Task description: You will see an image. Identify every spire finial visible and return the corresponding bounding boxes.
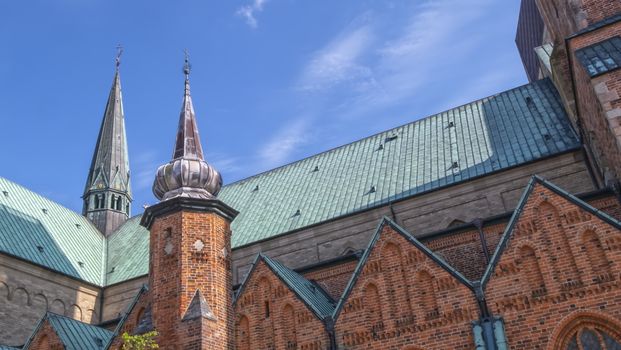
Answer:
[183,49,191,79]
[115,44,123,70]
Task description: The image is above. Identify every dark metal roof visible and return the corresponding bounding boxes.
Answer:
[23,313,113,350]
[575,36,621,77]
[235,254,336,321]
[46,313,113,350]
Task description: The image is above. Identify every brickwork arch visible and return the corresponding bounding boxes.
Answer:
[414,270,438,320]
[236,314,251,350]
[581,230,611,276]
[363,282,383,326]
[380,241,413,318]
[547,310,621,350]
[12,287,29,305]
[50,299,66,315]
[536,200,581,288]
[69,304,82,321]
[0,281,9,299]
[281,303,297,349]
[516,244,547,297]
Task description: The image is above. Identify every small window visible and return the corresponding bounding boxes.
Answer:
[264,301,270,318]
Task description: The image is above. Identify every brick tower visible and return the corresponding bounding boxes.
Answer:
[140,54,237,349]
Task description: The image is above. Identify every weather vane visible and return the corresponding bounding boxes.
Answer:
[115,44,123,69]
[183,48,191,78]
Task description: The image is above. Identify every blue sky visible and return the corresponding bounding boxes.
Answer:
[0,0,527,214]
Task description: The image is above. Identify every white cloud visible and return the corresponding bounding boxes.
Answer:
[296,0,494,119]
[236,0,268,29]
[298,23,375,92]
[258,118,311,168]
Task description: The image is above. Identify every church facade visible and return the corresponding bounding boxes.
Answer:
[2,0,621,349]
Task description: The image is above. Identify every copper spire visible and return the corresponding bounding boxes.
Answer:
[152,51,222,201]
[83,47,132,235]
[172,49,204,160]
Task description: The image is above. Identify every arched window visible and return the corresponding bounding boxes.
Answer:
[126,203,130,214]
[563,326,621,349]
[94,195,100,209]
[116,196,122,211]
[551,313,621,350]
[100,194,106,209]
[110,195,116,209]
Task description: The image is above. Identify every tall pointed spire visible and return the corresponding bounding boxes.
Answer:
[152,50,222,201]
[82,46,132,236]
[173,50,204,160]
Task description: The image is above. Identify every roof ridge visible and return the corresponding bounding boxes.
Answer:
[222,79,555,188]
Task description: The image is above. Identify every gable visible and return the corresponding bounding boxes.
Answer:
[482,176,621,289]
[234,258,330,350]
[333,218,479,348]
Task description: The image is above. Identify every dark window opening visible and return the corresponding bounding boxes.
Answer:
[264,301,270,318]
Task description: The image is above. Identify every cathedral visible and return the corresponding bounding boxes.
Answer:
[2,0,621,349]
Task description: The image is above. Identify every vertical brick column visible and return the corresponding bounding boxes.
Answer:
[141,197,238,350]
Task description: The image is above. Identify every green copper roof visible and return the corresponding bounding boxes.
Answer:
[219,78,580,247]
[46,313,113,350]
[99,78,581,286]
[0,177,105,285]
[0,79,581,287]
[105,215,149,285]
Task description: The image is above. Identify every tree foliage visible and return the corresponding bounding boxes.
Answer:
[121,331,159,350]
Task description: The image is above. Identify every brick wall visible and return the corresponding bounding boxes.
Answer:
[568,22,621,182]
[27,321,64,350]
[485,182,621,349]
[333,225,479,349]
[301,260,358,301]
[148,206,234,350]
[234,260,329,350]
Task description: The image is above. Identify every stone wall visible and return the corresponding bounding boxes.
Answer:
[0,254,100,347]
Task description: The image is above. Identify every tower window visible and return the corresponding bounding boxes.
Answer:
[94,195,99,209]
[110,195,116,209]
[126,203,130,214]
[116,196,122,211]
[264,301,270,318]
[100,194,106,209]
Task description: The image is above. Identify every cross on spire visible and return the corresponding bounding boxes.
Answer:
[115,44,123,70]
[183,48,191,79]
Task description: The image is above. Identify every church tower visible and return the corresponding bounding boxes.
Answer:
[140,54,237,349]
[82,49,132,236]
